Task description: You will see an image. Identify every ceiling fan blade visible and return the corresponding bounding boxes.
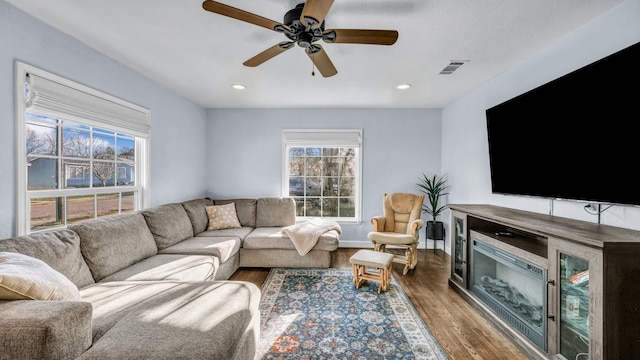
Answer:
[323,29,398,45]
[202,1,283,31]
[243,42,295,67]
[301,0,335,28]
[306,45,337,78]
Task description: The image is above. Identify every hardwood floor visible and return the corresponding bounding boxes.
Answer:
[230,248,530,360]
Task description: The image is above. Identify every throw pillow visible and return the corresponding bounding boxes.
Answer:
[205,203,242,230]
[0,252,81,301]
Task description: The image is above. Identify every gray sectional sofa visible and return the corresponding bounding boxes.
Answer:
[0,197,340,360]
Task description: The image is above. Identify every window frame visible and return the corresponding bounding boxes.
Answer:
[282,129,363,224]
[15,62,150,235]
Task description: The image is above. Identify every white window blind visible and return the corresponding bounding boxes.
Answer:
[26,73,150,137]
[282,130,361,146]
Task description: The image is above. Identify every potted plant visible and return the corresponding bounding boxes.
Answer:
[417,173,450,241]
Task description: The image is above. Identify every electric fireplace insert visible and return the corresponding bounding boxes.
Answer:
[470,232,548,351]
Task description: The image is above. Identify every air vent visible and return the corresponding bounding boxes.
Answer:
[439,60,469,75]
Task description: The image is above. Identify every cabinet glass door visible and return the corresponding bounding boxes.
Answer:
[453,216,465,279]
[559,253,589,359]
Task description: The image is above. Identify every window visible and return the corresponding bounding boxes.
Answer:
[16,62,150,234]
[282,129,362,222]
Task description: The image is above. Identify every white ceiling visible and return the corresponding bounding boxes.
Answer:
[7,0,622,109]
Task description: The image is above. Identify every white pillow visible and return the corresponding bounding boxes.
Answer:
[205,203,242,230]
[0,252,80,301]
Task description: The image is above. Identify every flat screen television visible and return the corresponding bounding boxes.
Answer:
[485,41,640,206]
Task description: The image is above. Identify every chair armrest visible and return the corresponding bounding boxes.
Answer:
[410,219,425,236]
[370,216,386,232]
[0,300,93,360]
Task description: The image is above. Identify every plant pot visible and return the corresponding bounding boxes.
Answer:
[426,221,445,240]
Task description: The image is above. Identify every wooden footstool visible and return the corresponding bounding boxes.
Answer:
[349,249,395,293]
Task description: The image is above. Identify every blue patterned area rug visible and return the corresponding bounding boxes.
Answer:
[256,268,448,360]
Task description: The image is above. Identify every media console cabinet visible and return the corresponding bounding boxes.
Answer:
[448,204,640,360]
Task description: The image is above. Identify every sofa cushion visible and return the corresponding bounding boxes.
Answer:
[243,227,339,251]
[0,252,80,301]
[205,203,242,230]
[255,197,296,227]
[70,213,158,282]
[196,226,253,240]
[97,254,217,283]
[181,198,214,235]
[78,280,260,359]
[0,229,94,288]
[0,300,93,360]
[159,237,241,263]
[142,203,194,250]
[214,198,257,227]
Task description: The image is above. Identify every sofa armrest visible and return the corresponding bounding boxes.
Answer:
[0,300,92,360]
[370,216,386,232]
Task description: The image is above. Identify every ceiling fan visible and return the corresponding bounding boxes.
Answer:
[202,0,399,77]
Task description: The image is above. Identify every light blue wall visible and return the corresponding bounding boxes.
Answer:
[206,108,443,246]
[0,1,210,238]
[4,0,638,249]
[442,0,640,252]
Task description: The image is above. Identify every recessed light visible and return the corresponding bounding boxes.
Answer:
[396,84,411,90]
[231,84,246,90]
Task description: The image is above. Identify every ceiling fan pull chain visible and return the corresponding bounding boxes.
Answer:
[311,53,316,76]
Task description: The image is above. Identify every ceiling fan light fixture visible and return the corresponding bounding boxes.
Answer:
[202,1,398,77]
[396,84,411,90]
[231,84,246,90]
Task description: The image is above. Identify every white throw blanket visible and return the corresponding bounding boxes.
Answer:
[281,219,342,256]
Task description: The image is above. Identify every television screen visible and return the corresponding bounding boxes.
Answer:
[485,41,640,206]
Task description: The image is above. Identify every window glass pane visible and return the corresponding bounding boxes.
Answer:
[324,157,340,176]
[323,177,338,196]
[26,112,58,125]
[93,161,115,187]
[305,147,321,157]
[339,177,355,196]
[289,147,305,157]
[306,177,321,196]
[93,131,116,160]
[289,177,304,196]
[30,197,64,231]
[116,134,135,162]
[322,198,338,217]
[293,197,304,216]
[63,160,90,188]
[323,148,339,156]
[62,126,91,158]
[341,147,356,157]
[27,157,57,190]
[121,192,136,213]
[26,123,57,156]
[66,195,95,224]
[339,198,356,217]
[305,198,321,216]
[116,164,135,186]
[288,156,304,176]
[97,193,120,218]
[305,157,322,176]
